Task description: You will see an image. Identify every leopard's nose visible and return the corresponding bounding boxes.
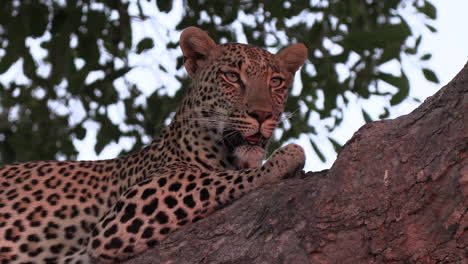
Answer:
[247,110,273,123]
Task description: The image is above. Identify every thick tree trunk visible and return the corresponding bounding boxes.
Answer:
[123,63,468,264]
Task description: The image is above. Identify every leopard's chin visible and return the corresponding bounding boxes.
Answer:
[221,130,269,169]
[233,145,265,169]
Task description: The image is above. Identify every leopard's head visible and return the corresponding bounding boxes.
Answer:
[180,27,307,169]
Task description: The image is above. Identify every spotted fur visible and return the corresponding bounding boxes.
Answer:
[0,27,307,264]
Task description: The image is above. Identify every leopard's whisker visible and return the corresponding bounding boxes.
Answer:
[280,107,300,122]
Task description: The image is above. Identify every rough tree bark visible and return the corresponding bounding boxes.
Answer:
[123,62,468,264]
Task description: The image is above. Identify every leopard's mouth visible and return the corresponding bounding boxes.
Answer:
[221,130,269,169]
[221,130,268,150]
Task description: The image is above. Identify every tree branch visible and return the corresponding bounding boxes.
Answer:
[122,62,468,263]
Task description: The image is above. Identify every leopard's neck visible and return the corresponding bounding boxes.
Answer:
[160,114,236,170]
[113,111,236,194]
[158,86,236,171]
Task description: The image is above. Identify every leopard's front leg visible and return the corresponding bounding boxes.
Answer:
[87,144,305,263]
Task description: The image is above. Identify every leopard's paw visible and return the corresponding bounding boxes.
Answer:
[262,143,305,181]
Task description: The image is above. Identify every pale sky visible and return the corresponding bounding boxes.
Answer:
[303,1,468,170]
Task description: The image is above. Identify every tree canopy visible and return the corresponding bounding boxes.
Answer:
[0,0,438,165]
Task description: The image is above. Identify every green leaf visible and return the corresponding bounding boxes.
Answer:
[74,126,86,140]
[415,35,422,51]
[159,65,167,73]
[95,118,121,154]
[0,47,19,74]
[94,131,107,155]
[328,137,342,153]
[343,23,411,51]
[420,53,432,60]
[22,50,37,79]
[157,0,173,13]
[136,38,154,54]
[310,138,326,162]
[405,35,421,55]
[361,109,373,124]
[86,10,107,35]
[418,1,437,19]
[380,43,401,63]
[50,9,68,34]
[422,68,439,83]
[425,24,437,33]
[379,107,390,119]
[27,2,49,37]
[378,70,410,106]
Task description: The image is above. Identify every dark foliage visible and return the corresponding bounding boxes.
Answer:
[0,0,438,164]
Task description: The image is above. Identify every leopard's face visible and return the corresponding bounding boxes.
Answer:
[181,28,307,169]
[203,44,291,168]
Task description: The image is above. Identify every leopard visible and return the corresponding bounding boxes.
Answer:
[0,27,307,264]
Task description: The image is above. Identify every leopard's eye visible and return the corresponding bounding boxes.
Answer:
[270,77,283,88]
[224,72,240,83]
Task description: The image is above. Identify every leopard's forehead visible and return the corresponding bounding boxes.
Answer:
[218,43,280,76]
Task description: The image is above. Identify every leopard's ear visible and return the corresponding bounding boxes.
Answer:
[275,43,308,74]
[180,27,218,77]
